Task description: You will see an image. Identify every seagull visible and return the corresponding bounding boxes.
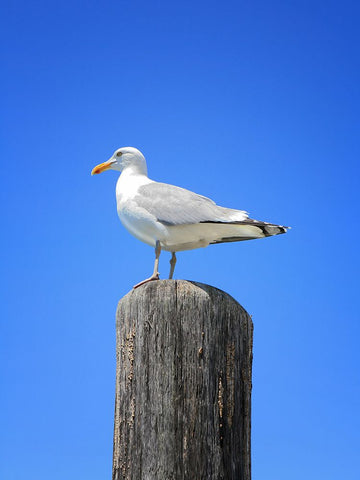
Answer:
[92,147,289,288]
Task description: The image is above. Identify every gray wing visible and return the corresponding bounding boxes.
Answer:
[135,182,248,226]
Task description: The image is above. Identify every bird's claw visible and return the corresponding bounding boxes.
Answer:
[133,273,160,289]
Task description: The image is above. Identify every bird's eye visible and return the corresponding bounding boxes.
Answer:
[116,152,122,157]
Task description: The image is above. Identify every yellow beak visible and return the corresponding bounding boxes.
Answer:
[91,160,113,175]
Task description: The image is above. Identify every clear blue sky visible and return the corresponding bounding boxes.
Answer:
[1,1,359,478]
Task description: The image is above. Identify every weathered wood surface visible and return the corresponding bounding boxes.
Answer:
[113,280,253,480]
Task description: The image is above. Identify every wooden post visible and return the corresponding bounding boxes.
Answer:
[113,280,253,480]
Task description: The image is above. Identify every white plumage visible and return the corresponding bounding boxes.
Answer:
[92,147,288,287]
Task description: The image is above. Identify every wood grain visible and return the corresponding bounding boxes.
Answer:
[113,280,253,480]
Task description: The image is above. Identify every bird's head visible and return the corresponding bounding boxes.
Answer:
[91,147,147,175]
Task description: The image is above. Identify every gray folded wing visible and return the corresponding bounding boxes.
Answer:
[136,182,249,226]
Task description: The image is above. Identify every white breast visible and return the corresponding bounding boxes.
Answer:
[115,170,167,247]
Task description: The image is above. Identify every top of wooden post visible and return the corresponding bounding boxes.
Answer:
[119,279,247,312]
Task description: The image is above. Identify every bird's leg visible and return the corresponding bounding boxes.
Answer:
[133,241,161,289]
[152,240,161,278]
[169,252,177,279]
